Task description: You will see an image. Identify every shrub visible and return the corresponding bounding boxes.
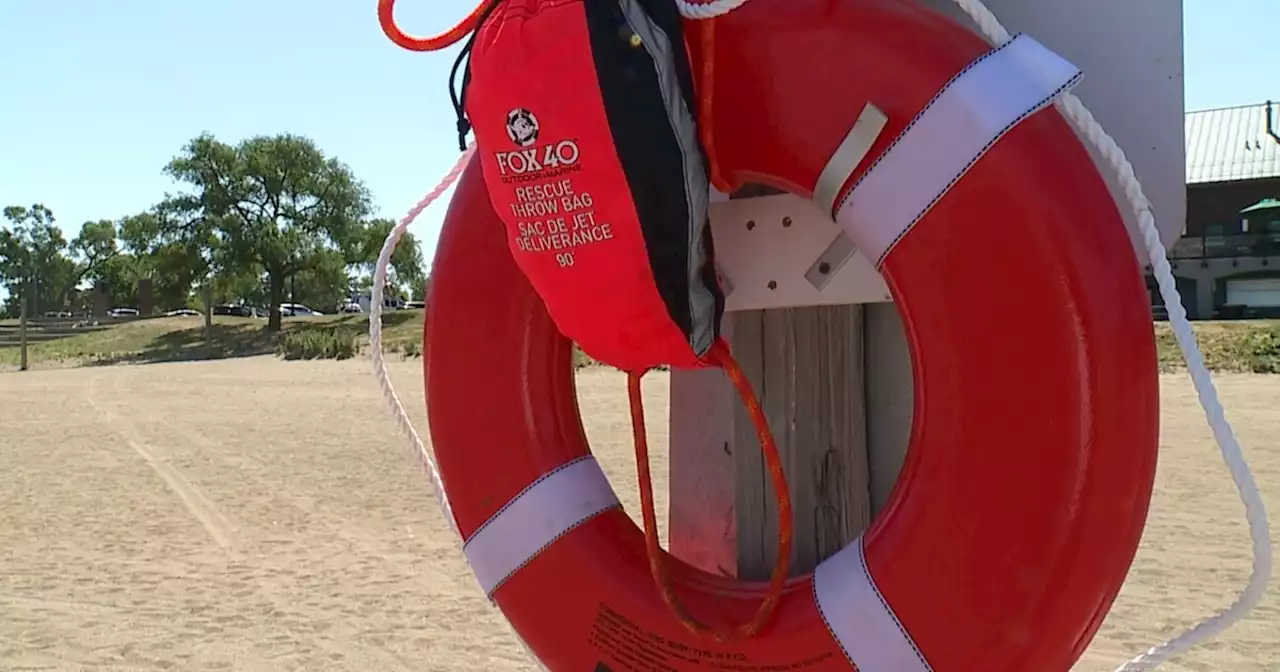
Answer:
[1155,322,1280,373]
[275,329,358,361]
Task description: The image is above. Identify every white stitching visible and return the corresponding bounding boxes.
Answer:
[831,34,1026,216]
[483,505,618,597]
[874,69,1081,267]
[811,577,859,669]
[858,539,934,670]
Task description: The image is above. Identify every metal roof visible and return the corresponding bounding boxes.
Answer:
[1186,102,1280,184]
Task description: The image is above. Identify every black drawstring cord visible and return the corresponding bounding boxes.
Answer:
[449,0,503,152]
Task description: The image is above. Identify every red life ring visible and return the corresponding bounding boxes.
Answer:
[424,1,1159,670]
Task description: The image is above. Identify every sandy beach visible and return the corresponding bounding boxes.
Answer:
[1,358,1277,671]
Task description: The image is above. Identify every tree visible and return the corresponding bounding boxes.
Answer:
[291,250,350,312]
[1,205,76,316]
[164,133,371,330]
[353,218,427,301]
[409,274,431,305]
[118,206,217,312]
[71,220,121,280]
[65,219,122,309]
[89,253,142,309]
[1,206,128,316]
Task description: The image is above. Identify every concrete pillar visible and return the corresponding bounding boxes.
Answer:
[1195,276,1215,320]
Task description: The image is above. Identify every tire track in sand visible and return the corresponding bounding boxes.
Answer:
[84,372,237,549]
[104,368,414,670]
[107,371,434,564]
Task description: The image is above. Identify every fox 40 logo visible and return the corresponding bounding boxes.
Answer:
[494,108,581,178]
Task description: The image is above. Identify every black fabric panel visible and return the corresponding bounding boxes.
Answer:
[582,0,707,342]
[632,0,703,131]
[636,0,726,341]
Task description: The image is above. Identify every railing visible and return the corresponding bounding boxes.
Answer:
[1169,232,1280,260]
[0,318,113,346]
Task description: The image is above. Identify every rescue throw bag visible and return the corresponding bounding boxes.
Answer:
[459,0,722,373]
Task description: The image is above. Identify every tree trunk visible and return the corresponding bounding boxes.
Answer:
[267,274,284,332]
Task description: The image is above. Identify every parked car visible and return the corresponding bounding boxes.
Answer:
[166,308,202,317]
[338,301,363,314]
[404,301,426,310]
[278,303,324,317]
[107,307,140,318]
[353,295,404,313]
[213,304,254,317]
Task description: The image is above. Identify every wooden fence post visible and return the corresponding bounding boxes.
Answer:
[19,294,29,372]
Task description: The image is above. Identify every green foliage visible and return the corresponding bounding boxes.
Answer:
[1154,321,1280,373]
[1,205,121,316]
[288,250,350,313]
[275,328,358,361]
[409,274,431,304]
[91,254,143,309]
[163,133,372,331]
[352,218,428,302]
[8,131,429,324]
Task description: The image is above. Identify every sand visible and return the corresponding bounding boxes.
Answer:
[0,358,1277,671]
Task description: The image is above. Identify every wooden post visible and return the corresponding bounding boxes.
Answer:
[18,294,29,372]
[863,302,914,517]
[731,306,871,577]
[203,284,215,356]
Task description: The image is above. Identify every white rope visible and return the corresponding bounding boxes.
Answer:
[945,1,1272,669]
[368,144,550,671]
[675,0,750,19]
[370,143,474,540]
[374,2,1269,669]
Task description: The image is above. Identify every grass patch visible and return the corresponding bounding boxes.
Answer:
[275,329,359,360]
[1155,320,1280,373]
[0,312,425,368]
[2,312,1277,372]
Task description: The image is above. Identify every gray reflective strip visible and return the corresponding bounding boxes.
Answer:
[619,0,716,357]
[814,104,890,218]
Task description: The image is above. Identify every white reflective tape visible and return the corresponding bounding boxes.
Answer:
[463,456,620,596]
[834,34,1082,267]
[814,103,890,217]
[814,537,932,671]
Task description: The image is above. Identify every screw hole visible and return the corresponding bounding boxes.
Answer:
[818,261,831,275]
[767,280,777,290]
[782,216,792,228]
[746,220,756,230]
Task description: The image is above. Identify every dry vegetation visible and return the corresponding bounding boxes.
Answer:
[2,314,1279,373]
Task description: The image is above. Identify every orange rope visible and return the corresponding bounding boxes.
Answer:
[627,339,792,642]
[378,0,488,52]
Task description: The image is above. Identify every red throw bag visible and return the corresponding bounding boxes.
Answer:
[439,0,794,642]
[456,0,722,372]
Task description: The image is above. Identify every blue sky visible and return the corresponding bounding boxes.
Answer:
[0,0,1274,278]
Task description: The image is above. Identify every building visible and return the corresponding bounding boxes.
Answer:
[1163,101,1280,319]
